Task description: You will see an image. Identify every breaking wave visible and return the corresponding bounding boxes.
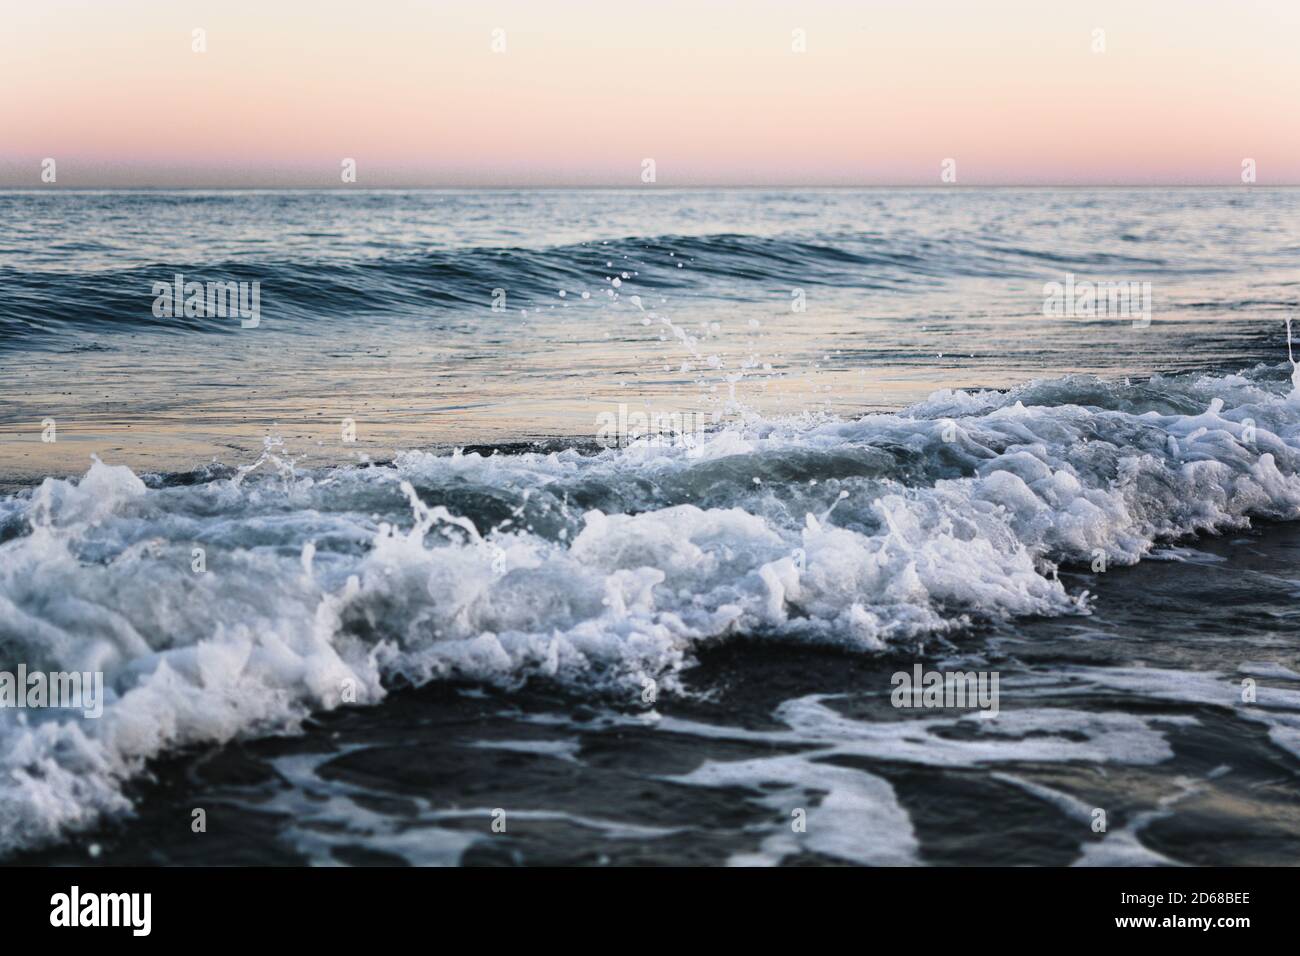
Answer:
[3,361,1300,853]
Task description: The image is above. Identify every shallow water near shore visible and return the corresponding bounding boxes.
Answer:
[13,518,1300,867]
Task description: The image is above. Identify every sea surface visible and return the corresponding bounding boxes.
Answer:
[1,188,1299,865]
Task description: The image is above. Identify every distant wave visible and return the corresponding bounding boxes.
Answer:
[2,359,1300,853]
[0,230,1177,345]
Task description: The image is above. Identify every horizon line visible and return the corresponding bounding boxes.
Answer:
[3,184,1297,192]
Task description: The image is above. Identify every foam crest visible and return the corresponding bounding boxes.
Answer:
[3,363,1300,852]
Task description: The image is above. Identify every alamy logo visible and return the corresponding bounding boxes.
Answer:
[152,273,261,328]
[1042,272,1151,327]
[50,886,151,936]
[595,403,708,448]
[0,665,103,718]
[890,664,1000,718]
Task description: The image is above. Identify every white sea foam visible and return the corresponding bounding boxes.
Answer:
[3,364,1300,852]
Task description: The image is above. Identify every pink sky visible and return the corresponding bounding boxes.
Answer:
[2,0,1298,186]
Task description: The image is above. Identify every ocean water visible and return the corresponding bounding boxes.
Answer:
[1,188,1299,865]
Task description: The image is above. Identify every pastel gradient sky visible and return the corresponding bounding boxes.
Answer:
[3,0,1298,186]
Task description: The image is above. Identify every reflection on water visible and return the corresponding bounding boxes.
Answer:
[1,188,1297,478]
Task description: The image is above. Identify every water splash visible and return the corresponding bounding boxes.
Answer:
[1287,317,1300,395]
[5,363,1300,855]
